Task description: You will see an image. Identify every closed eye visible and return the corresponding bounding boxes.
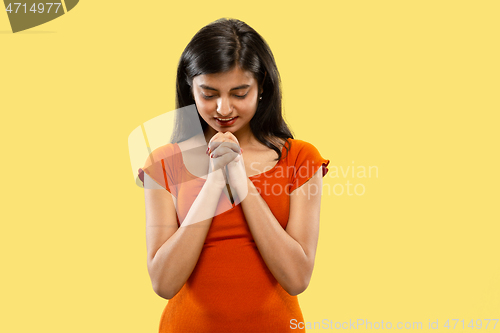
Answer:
[201,93,248,100]
[234,92,248,99]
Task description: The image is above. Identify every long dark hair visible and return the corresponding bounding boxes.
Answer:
[171,18,294,161]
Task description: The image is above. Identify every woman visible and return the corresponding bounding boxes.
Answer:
[138,18,330,333]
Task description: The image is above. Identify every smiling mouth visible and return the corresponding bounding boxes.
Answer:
[215,117,237,121]
[214,116,238,126]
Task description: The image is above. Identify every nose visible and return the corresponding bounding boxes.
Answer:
[216,97,233,116]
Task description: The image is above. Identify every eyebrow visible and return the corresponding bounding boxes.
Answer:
[199,84,250,91]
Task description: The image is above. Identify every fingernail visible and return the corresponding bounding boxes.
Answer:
[210,153,214,158]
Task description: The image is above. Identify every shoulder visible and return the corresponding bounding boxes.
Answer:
[139,143,179,179]
[286,138,330,176]
[148,142,178,160]
[144,143,185,170]
[286,138,322,157]
[138,143,180,190]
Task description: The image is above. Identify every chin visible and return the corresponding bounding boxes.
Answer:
[219,128,237,133]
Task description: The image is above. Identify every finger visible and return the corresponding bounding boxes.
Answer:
[210,135,238,146]
[210,145,239,158]
[208,139,224,153]
[209,140,239,154]
[210,142,240,157]
[222,131,240,145]
[219,141,240,153]
[213,151,238,167]
[231,154,242,163]
[209,152,237,174]
[207,134,221,151]
[209,132,224,145]
[210,131,239,144]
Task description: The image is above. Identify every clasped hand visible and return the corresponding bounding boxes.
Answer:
[207,132,248,198]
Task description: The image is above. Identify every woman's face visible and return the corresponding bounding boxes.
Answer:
[192,66,260,136]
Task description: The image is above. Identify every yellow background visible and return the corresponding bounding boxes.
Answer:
[1,1,499,332]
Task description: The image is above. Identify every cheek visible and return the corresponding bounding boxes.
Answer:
[239,99,258,113]
[194,97,214,115]
[236,94,259,111]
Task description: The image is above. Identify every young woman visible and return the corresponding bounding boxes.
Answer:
[138,18,330,333]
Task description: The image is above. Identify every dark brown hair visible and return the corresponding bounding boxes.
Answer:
[171,18,294,161]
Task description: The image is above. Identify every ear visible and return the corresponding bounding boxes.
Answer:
[186,75,194,96]
[260,71,267,93]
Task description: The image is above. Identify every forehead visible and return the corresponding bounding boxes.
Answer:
[193,66,256,89]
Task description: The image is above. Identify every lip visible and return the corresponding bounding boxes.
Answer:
[214,116,238,126]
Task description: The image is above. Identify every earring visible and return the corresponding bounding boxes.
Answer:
[259,96,262,100]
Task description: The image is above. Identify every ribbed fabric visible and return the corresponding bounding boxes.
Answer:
[139,138,330,333]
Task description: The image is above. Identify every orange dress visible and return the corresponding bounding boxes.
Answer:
[138,138,330,333]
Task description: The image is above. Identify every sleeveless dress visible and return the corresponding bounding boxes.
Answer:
[138,138,330,333]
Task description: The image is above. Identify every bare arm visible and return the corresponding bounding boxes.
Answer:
[239,168,323,296]
[144,170,225,299]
